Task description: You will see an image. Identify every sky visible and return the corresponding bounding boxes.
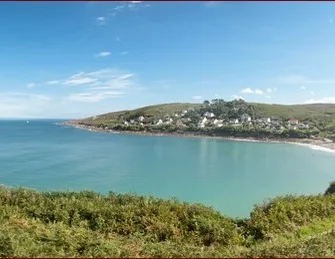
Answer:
[1,1,335,118]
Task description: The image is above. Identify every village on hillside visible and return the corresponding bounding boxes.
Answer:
[120,100,312,134]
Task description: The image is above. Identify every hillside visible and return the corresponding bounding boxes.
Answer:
[1,184,335,257]
[250,103,335,121]
[70,101,335,141]
[77,102,335,124]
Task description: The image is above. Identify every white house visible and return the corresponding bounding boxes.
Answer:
[124,121,129,126]
[204,112,215,118]
[138,116,145,122]
[181,110,188,116]
[213,119,224,126]
[241,114,251,123]
[156,119,163,125]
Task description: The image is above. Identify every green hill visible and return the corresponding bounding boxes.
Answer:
[69,101,335,141]
[76,102,335,124]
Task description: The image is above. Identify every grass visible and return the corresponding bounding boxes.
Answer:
[1,185,335,257]
[76,102,335,128]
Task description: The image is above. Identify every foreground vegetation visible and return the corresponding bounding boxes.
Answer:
[1,183,335,257]
[73,101,335,141]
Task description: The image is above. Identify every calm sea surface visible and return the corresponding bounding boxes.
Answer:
[1,119,335,218]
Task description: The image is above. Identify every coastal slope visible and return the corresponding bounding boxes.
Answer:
[65,101,335,150]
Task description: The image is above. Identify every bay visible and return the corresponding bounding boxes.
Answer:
[1,119,334,218]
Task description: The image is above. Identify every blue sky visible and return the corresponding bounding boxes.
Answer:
[1,2,335,118]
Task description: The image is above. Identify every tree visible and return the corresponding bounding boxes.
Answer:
[325,181,335,195]
[203,100,210,105]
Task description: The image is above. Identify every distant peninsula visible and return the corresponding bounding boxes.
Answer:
[64,99,335,151]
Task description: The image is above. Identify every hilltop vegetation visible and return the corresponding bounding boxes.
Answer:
[73,100,335,141]
[1,184,335,257]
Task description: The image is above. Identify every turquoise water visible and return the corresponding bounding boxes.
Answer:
[1,120,335,218]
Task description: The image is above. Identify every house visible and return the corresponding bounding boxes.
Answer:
[241,114,251,123]
[198,117,208,128]
[124,121,129,126]
[229,118,239,124]
[204,112,215,118]
[140,122,144,126]
[130,120,135,124]
[138,116,145,122]
[181,110,188,116]
[165,118,173,124]
[287,119,299,125]
[267,118,271,123]
[298,123,309,129]
[156,119,163,125]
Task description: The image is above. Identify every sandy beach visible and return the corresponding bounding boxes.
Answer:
[61,121,335,154]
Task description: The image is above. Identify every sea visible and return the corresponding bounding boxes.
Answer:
[1,119,335,218]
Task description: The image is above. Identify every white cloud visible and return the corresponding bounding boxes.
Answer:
[95,51,111,58]
[128,1,142,3]
[329,18,333,24]
[304,97,335,104]
[27,83,35,88]
[68,91,124,103]
[231,95,245,101]
[266,88,272,93]
[120,51,128,55]
[58,68,139,103]
[46,80,60,85]
[192,95,203,100]
[301,86,306,90]
[310,91,315,95]
[63,77,98,86]
[241,88,264,95]
[266,95,271,99]
[0,92,51,118]
[96,16,106,25]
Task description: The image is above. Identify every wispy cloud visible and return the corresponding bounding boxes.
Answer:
[94,51,111,58]
[96,16,106,26]
[329,18,333,24]
[241,88,264,95]
[0,92,51,118]
[192,95,203,100]
[301,86,306,90]
[120,51,128,55]
[304,97,335,104]
[51,68,140,103]
[67,91,124,103]
[310,91,315,95]
[63,76,98,86]
[46,80,60,85]
[266,87,277,93]
[108,1,150,18]
[27,83,35,88]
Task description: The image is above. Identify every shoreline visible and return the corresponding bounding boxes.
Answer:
[61,121,335,154]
